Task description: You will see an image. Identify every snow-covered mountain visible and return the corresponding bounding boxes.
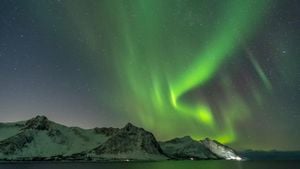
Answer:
[0,116,241,161]
[160,136,242,160]
[86,123,167,160]
[159,136,218,160]
[201,138,242,160]
[0,116,108,160]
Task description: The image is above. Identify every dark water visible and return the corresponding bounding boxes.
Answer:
[0,161,300,169]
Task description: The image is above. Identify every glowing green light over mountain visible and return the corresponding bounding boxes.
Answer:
[66,0,271,143]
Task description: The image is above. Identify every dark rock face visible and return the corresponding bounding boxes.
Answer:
[92,123,165,156]
[93,127,120,137]
[0,131,34,155]
[24,115,50,130]
[201,138,241,160]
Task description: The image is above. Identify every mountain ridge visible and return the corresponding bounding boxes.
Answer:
[0,115,242,161]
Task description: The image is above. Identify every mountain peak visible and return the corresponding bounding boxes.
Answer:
[124,122,134,128]
[90,122,166,160]
[24,115,51,130]
[33,115,48,121]
[204,137,212,141]
[181,136,193,140]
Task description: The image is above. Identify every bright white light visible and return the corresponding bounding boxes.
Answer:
[235,156,242,161]
[226,156,242,161]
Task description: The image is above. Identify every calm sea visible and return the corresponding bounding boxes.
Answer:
[0,161,299,169]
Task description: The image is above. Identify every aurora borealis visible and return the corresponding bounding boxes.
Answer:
[0,0,299,150]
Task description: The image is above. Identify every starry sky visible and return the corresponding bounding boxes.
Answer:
[0,0,299,150]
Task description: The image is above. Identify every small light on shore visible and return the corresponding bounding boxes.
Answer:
[226,156,243,161]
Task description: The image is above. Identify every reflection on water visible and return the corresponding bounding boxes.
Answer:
[0,160,299,169]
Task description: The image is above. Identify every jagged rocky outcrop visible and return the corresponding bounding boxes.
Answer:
[159,136,218,160]
[87,123,167,160]
[0,115,242,161]
[23,115,50,130]
[201,138,242,160]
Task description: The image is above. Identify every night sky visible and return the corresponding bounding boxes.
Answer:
[0,0,299,150]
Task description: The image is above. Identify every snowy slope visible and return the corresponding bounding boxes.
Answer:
[0,121,25,141]
[160,136,242,160]
[201,138,242,160]
[160,136,218,159]
[0,116,108,159]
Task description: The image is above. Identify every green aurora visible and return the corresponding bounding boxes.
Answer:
[63,0,272,143]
